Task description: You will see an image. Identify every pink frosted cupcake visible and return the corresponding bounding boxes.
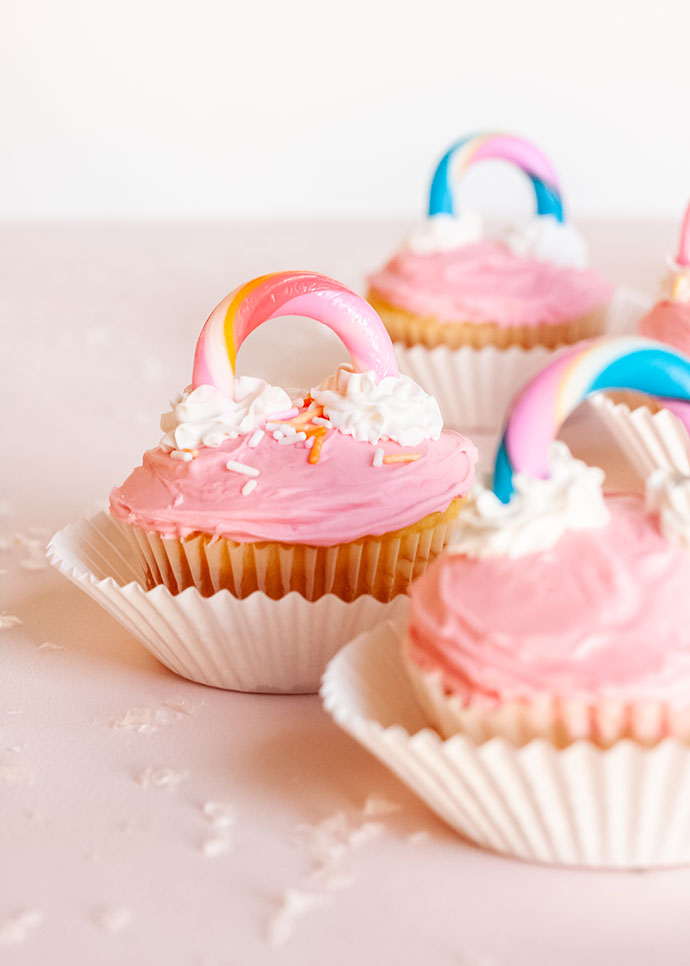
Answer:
[110,272,477,604]
[404,336,690,747]
[639,200,690,353]
[367,132,613,429]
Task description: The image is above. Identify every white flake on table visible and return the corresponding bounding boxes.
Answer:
[135,766,189,788]
[0,909,43,946]
[106,701,194,734]
[92,906,132,933]
[38,641,64,650]
[0,614,22,629]
[362,794,402,817]
[407,830,431,845]
[200,800,235,856]
[201,836,231,858]
[203,801,235,828]
[20,558,47,571]
[267,890,329,946]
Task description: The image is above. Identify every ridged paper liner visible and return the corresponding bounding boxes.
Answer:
[47,513,407,694]
[403,647,690,748]
[393,288,651,432]
[321,621,690,868]
[115,501,464,603]
[591,394,690,481]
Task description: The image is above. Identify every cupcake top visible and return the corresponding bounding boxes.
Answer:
[368,132,613,326]
[639,201,690,354]
[408,336,690,706]
[110,272,477,545]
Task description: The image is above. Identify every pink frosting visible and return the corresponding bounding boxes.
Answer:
[368,241,613,327]
[408,493,690,706]
[110,428,476,546]
[639,300,690,356]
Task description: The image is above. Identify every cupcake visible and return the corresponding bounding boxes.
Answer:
[639,200,690,353]
[593,205,690,479]
[404,336,690,747]
[367,132,614,430]
[110,271,477,604]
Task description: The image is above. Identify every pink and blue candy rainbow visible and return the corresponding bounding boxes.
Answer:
[493,338,690,503]
[429,132,564,223]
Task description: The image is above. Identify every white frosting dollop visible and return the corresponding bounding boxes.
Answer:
[646,469,690,548]
[448,442,609,559]
[404,212,485,255]
[403,212,588,268]
[311,364,443,447]
[503,215,588,269]
[159,377,294,450]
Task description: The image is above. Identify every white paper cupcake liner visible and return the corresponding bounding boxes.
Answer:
[47,513,407,694]
[591,393,690,481]
[394,288,651,433]
[321,621,690,869]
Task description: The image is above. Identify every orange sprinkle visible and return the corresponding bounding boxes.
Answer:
[383,453,421,464]
[307,427,327,465]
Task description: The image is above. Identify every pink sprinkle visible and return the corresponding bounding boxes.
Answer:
[267,408,299,422]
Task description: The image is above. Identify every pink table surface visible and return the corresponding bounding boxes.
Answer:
[1,220,687,966]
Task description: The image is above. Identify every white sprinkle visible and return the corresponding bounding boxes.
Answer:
[311,416,331,427]
[135,766,188,788]
[170,449,193,462]
[0,614,21,630]
[272,430,285,440]
[0,909,43,946]
[248,429,265,448]
[92,906,132,933]
[173,493,184,507]
[305,436,315,450]
[372,448,384,468]
[225,460,259,477]
[278,432,307,445]
[265,422,282,431]
[38,641,63,651]
[241,479,258,497]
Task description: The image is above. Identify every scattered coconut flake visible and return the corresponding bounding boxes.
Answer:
[201,836,231,858]
[0,614,21,629]
[362,795,402,817]
[38,641,63,651]
[106,704,188,734]
[20,558,47,572]
[202,801,235,828]
[407,830,431,845]
[92,906,132,933]
[135,766,189,788]
[268,890,329,946]
[347,821,384,849]
[0,910,43,946]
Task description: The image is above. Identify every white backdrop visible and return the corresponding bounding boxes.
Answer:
[2,0,689,222]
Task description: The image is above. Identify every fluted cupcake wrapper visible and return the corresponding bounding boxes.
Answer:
[321,621,690,869]
[47,513,407,693]
[591,393,690,481]
[393,288,650,433]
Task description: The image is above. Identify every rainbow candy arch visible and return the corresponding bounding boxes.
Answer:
[428,132,564,223]
[191,271,400,396]
[493,336,690,504]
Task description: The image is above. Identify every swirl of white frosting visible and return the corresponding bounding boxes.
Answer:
[159,377,294,450]
[311,364,443,446]
[404,212,588,269]
[448,442,609,559]
[503,215,588,268]
[646,469,690,548]
[404,212,485,255]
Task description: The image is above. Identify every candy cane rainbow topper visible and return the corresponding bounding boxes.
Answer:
[493,336,690,503]
[192,271,399,397]
[428,132,564,222]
